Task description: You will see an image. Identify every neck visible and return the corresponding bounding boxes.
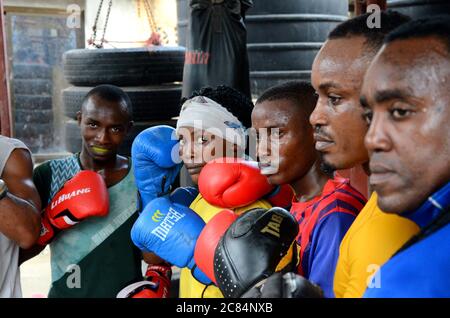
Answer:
[290,160,330,202]
[362,161,370,176]
[79,149,118,172]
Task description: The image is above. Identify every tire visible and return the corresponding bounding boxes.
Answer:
[14,95,52,111]
[63,47,185,86]
[12,63,52,79]
[245,14,347,44]
[15,135,55,154]
[62,84,182,121]
[13,79,52,95]
[15,109,53,124]
[387,0,450,18]
[64,119,177,156]
[245,0,348,97]
[14,123,54,140]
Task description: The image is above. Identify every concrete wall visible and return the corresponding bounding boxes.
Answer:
[85,0,178,48]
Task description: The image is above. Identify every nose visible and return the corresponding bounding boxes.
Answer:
[309,100,328,129]
[256,129,271,160]
[95,128,110,145]
[179,137,194,162]
[364,112,391,154]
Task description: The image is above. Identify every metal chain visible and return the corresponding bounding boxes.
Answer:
[143,0,156,33]
[90,0,104,44]
[99,0,113,48]
[88,0,113,48]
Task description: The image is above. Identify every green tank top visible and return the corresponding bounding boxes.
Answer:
[33,154,142,298]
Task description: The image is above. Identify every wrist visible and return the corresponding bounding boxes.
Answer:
[0,179,8,201]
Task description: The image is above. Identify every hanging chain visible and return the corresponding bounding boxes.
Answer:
[99,0,113,47]
[142,0,157,33]
[88,0,113,48]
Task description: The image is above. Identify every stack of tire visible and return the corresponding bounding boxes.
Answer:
[387,0,450,18]
[62,46,185,156]
[12,63,54,153]
[244,0,348,97]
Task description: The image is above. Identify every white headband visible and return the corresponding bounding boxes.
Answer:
[176,96,247,149]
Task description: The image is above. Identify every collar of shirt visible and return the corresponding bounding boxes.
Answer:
[402,181,450,229]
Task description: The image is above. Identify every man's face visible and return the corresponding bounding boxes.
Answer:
[252,98,317,185]
[178,127,237,184]
[362,37,450,214]
[77,95,132,161]
[310,36,371,171]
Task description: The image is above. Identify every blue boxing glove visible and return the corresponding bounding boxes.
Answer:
[131,196,211,284]
[170,187,199,207]
[132,125,183,209]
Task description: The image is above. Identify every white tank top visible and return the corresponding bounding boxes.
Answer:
[0,135,29,298]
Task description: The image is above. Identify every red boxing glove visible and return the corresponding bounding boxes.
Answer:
[194,209,238,284]
[116,263,172,298]
[265,184,295,209]
[198,158,273,208]
[37,170,109,245]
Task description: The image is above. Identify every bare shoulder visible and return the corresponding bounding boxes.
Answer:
[3,148,33,180]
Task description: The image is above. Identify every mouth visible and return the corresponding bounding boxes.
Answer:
[91,146,111,155]
[258,161,279,176]
[185,164,204,175]
[313,133,334,151]
[369,163,396,187]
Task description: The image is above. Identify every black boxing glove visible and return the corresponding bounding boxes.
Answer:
[214,207,299,298]
[241,272,324,298]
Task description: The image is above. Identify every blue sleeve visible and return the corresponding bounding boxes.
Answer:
[307,213,356,298]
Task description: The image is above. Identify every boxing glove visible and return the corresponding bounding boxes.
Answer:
[38,170,109,245]
[194,209,239,284]
[198,158,273,208]
[241,272,324,298]
[132,125,183,208]
[264,184,295,210]
[130,196,211,284]
[116,263,172,298]
[170,187,199,207]
[214,207,299,298]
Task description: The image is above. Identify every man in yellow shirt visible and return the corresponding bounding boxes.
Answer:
[309,12,419,298]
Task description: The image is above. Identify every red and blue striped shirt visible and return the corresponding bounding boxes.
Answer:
[290,176,367,297]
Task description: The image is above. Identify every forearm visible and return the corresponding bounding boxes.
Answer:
[0,193,41,249]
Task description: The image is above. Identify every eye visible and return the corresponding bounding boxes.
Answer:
[362,109,373,125]
[270,130,282,139]
[390,108,413,120]
[327,94,342,107]
[111,127,122,133]
[87,122,98,128]
[196,136,208,145]
[179,138,185,146]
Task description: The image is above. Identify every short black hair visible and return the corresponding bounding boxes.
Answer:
[384,15,450,53]
[180,86,254,129]
[329,10,411,53]
[256,81,318,118]
[82,84,133,119]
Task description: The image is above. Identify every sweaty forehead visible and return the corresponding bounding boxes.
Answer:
[313,37,374,87]
[252,99,302,128]
[365,37,450,98]
[83,95,129,119]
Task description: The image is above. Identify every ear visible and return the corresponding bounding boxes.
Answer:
[76,111,82,126]
[127,120,134,133]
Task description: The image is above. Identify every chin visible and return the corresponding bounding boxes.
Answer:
[190,174,199,185]
[376,193,415,215]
